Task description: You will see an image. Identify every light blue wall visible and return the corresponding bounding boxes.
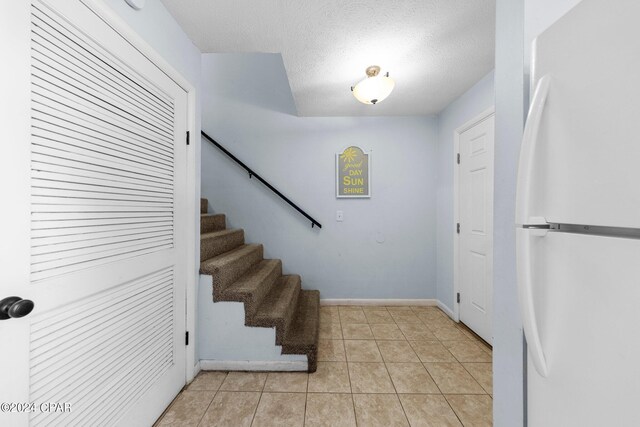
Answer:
[493,0,525,424]
[435,71,495,311]
[201,53,439,300]
[102,0,201,92]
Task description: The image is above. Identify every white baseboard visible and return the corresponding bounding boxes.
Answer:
[437,300,456,320]
[194,362,201,377]
[320,298,438,307]
[199,360,308,372]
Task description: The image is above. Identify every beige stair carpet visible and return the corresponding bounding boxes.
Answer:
[199,198,319,372]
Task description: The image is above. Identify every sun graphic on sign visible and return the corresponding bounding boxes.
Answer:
[340,147,358,163]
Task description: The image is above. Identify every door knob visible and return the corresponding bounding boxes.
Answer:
[0,296,35,320]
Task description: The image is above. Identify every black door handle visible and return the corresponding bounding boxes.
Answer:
[0,296,35,320]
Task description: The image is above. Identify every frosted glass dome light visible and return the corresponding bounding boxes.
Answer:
[351,66,395,105]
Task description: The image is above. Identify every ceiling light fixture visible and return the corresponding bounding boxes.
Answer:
[351,65,395,105]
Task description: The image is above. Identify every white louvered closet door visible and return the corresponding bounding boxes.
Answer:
[1,1,187,426]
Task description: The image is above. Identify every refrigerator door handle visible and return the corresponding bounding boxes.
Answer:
[516,228,549,377]
[516,74,552,226]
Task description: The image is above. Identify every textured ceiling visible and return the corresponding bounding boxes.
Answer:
[161,0,495,116]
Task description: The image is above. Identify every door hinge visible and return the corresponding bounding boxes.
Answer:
[185,331,189,346]
[186,131,190,146]
[456,223,460,234]
[457,292,461,303]
[457,153,460,164]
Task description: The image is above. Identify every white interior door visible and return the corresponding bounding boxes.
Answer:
[0,1,187,425]
[458,114,494,344]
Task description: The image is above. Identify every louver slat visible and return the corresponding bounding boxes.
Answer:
[30,4,175,282]
[29,268,174,426]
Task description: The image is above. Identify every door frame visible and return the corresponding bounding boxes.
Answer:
[453,106,495,323]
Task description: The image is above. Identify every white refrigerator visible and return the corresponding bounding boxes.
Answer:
[516,0,640,425]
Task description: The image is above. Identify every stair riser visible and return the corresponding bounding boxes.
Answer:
[201,214,226,234]
[201,230,244,261]
[278,281,301,345]
[248,275,300,345]
[276,287,301,345]
[210,246,264,297]
[281,290,320,373]
[241,261,282,320]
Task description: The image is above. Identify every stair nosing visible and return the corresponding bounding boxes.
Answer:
[200,228,241,239]
[200,243,261,268]
[220,259,282,319]
[254,276,300,319]
[223,259,281,293]
[250,275,301,345]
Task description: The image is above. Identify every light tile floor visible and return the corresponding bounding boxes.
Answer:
[155,305,492,426]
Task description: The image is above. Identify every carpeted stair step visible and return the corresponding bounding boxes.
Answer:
[220,259,282,320]
[197,199,320,373]
[249,275,301,345]
[201,213,226,234]
[282,289,320,373]
[200,244,263,298]
[200,229,244,261]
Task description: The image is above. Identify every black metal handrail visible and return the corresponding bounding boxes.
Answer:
[201,130,322,229]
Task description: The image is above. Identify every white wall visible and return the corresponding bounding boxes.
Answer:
[101,0,202,368]
[435,71,495,311]
[201,53,439,300]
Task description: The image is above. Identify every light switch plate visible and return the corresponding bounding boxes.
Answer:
[336,210,344,222]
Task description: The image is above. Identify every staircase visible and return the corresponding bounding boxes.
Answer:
[199,198,320,372]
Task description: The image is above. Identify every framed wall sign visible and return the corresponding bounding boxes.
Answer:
[336,146,371,198]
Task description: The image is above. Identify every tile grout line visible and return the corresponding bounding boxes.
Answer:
[377,339,412,427]
[195,387,218,427]
[417,306,489,396]
[459,361,493,395]
[164,305,490,427]
[335,307,361,427]
[249,391,262,427]
[457,360,490,396]
[413,348,468,426]
[337,307,361,427]
[303,365,310,426]
[413,306,488,422]
[436,324,489,396]
[420,360,446,396]
[248,373,268,427]
[443,393,468,426]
